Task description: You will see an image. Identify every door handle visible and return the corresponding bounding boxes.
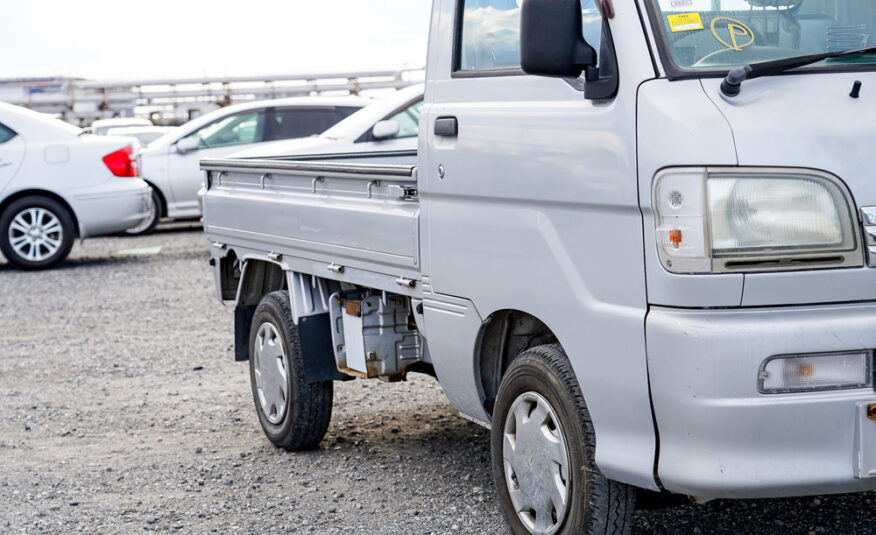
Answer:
[0,160,11,168]
[434,117,458,137]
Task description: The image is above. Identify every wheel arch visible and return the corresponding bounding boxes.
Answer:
[234,255,288,306]
[0,189,81,238]
[475,308,561,416]
[228,255,288,362]
[229,258,348,385]
[141,179,167,218]
[475,306,661,492]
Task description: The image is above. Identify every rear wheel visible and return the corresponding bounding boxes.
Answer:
[491,344,635,535]
[0,196,74,270]
[248,291,333,450]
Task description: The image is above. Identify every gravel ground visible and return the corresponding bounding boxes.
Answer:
[1,223,874,535]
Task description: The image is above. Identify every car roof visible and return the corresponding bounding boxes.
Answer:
[214,95,372,114]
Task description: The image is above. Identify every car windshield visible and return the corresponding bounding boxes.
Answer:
[648,0,876,72]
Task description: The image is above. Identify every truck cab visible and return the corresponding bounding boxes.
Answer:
[203,1,876,533]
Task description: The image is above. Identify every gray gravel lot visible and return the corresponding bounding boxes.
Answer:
[1,223,874,534]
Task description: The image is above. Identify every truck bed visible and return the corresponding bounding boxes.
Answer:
[201,158,421,295]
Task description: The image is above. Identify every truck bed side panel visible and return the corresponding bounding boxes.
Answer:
[202,160,420,280]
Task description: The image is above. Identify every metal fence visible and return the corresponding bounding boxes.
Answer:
[0,69,423,126]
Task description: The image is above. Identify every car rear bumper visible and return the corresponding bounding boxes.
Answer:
[647,302,876,499]
[71,179,152,237]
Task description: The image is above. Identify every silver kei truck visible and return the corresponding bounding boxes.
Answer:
[202,0,876,533]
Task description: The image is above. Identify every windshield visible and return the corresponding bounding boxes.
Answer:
[648,0,876,72]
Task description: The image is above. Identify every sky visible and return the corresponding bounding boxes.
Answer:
[1,0,433,80]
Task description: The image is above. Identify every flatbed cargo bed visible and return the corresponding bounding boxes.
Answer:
[201,158,421,296]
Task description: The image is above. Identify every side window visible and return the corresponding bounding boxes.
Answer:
[334,106,360,123]
[190,111,266,149]
[382,101,423,140]
[458,0,522,71]
[267,107,359,142]
[581,0,603,66]
[0,123,17,144]
[456,0,602,72]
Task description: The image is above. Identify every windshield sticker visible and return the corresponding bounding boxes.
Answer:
[667,13,704,32]
[710,17,755,51]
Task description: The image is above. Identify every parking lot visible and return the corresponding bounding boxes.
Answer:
[1,225,875,535]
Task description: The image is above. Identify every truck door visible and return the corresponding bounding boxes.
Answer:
[0,122,25,195]
[418,0,659,489]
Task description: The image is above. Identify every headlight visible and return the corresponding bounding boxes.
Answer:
[654,168,862,274]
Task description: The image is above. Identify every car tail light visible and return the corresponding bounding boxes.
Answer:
[103,146,139,177]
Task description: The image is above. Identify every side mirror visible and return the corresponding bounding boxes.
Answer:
[520,0,597,79]
[371,120,400,140]
[176,136,200,154]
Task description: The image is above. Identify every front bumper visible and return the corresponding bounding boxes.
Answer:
[71,179,152,237]
[648,302,876,499]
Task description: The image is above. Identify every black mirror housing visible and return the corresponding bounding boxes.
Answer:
[520,0,598,78]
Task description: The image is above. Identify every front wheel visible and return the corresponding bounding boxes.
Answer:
[0,196,75,270]
[491,344,635,535]
[248,291,334,451]
[123,189,161,236]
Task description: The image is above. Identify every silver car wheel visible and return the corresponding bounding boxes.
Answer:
[125,194,157,235]
[8,207,64,262]
[253,322,289,425]
[503,391,571,535]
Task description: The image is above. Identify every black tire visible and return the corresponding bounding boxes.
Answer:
[491,344,635,535]
[248,290,333,451]
[0,195,75,270]
[123,189,161,236]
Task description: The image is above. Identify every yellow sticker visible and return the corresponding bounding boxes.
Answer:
[710,17,755,51]
[667,13,704,33]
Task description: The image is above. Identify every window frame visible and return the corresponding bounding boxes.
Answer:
[449,0,617,96]
[451,0,527,78]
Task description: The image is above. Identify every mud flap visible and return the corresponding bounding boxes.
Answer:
[234,306,255,362]
[297,312,351,383]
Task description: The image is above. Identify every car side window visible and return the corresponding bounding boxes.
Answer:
[0,122,17,144]
[267,107,359,142]
[382,101,423,140]
[190,111,266,149]
[458,0,523,71]
[581,0,603,67]
[456,0,602,72]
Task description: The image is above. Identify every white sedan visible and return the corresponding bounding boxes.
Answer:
[0,103,151,270]
[229,84,423,165]
[136,96,368,235]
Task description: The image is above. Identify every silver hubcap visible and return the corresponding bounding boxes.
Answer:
[503,392,571,535]
[253,322,289,425]
[8,208,63,262]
